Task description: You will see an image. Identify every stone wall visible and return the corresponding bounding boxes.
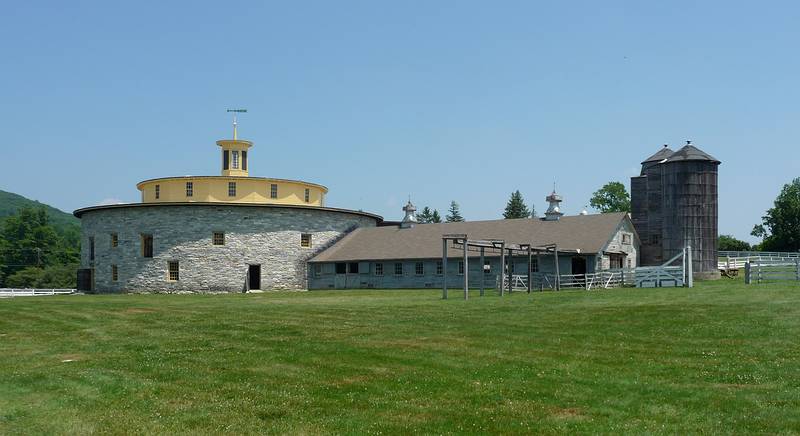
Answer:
[80,204,378,293]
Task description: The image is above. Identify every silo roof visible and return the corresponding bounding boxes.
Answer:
[641,147,674,164]
[665,145,720,163]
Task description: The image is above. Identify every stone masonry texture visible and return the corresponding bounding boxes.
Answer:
[80,205,378,293]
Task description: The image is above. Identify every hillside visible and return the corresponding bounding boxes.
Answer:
[0,189,80,231]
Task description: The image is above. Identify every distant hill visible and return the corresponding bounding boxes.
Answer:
[0,189,80,232]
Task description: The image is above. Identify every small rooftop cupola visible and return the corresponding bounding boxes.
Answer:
[544,188,564,221]
[400,198,418,229]
[217,109,253,177]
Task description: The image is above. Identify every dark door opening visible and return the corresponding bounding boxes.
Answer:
[248,264,261,290]
[572,257,587,275]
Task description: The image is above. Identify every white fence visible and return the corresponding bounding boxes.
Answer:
[0,288,76,297]
[501,247,691,291]
[719,250,800,259]
[719,254,799,271]
[745,260,800,284]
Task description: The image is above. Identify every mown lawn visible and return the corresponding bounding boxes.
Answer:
[1,280,799,434]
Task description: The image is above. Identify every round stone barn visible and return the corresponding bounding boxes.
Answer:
[75,125,381,293]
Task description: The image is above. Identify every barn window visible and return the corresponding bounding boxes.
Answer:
[167,261,179,281]
[394,262,403,276]
[89,236,95,261]
[141,234,153,258]
[335,263,346,274]
[186,181,193,197]
[270,183,278,199]
[301,233,312,248]
[110,233,118,248]
[228,182,236,197]
[111,264,118,282]
[484,261,491,274]
[212,232,225,246]
[155,184,160,199]
[348,262,359,274]
[375,263,383,276]
[622,233,631,245]
[436,261,443,275]
[458,261,464,275]
[532,257,539,272]
[651,234,660,245]
[304,188,310,203]
[415,262,424,276]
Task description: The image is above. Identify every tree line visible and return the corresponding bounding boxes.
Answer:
[0,207,80,288]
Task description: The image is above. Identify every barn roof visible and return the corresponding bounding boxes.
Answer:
[665,144,720,164]
[310,212,632,262]
[641,146,675,164]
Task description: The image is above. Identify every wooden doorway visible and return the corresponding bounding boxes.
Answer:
[248,264,261,290]
[572,257,587,275]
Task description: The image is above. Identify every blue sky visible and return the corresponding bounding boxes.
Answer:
[1,1,798,242]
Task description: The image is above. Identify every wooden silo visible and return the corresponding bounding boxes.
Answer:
[631,142,720,279]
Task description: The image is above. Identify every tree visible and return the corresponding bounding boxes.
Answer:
[0,206,79,286]
[446,201,464,222]
[590,181,631,213]
[418,207,434,224]
[503,190,531,219]
[431,209,442,223]
[5,264,78,288]
[718,234,751,252]
[751,177,800,252]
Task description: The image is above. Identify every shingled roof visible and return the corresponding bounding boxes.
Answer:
[310,212,632,262]
[665,144,720,164]
[641,146,674,164]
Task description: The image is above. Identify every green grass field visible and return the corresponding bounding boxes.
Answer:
[2,280,800,434]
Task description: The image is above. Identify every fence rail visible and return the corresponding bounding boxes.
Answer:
[719,250,800,259]
[719,255,799,271]
[745,260,800,284]
[504,269,636,292]
[0,288,76,297]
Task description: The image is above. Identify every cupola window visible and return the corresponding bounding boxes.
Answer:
[232,151,239,169]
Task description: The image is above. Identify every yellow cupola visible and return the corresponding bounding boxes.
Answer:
[217,110,252,177]
[135,109,328,206]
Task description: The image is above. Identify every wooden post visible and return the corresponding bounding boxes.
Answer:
[499,242,506,296]
[527,245,532,294]
[554,245,560,291]
[744,261,751,284]
[479,247,485,297]
[442,238,448,300]
[463,237,469,300]
[686,245,694,288]
[507,249,513,295]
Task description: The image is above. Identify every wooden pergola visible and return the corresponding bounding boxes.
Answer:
[441,234,580,299]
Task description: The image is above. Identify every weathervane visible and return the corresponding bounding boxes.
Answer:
[226,109,247,140]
